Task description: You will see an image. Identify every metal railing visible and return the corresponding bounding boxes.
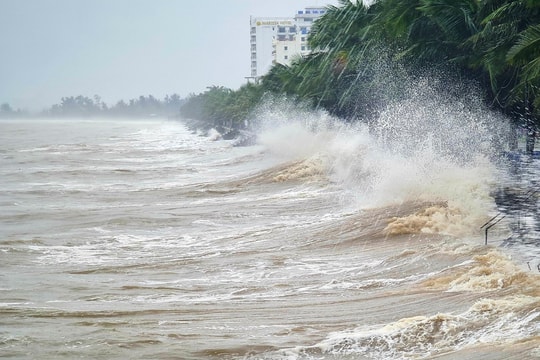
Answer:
[481,188,538,245]
[481,213,506,245]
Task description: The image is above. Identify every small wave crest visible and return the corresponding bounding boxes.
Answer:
[272,157,327,183]
[384,203,480,238]
[307,293,538,359]
[422,249,538,294]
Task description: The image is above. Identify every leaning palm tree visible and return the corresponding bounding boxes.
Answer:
[463,0,539,109]
[507,24,540,113]
[373,0,481,70]
[304,0,389,118]
[507,22,540,152]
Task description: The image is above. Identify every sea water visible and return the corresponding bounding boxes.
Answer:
[0,97,539,359]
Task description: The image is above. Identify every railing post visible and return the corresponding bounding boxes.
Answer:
[481,213,505,245]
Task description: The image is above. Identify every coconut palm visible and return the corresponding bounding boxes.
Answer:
[463,0,539,110]
[507,23,540,115]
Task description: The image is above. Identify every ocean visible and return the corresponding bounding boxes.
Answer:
[1,104,539,359]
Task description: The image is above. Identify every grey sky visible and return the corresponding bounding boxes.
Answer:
[1,0,338,111]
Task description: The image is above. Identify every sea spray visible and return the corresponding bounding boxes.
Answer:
[251,76,512,236]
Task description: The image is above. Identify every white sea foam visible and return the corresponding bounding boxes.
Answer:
[252,80,509,238]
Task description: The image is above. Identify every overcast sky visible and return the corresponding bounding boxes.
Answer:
[0,0,339,111]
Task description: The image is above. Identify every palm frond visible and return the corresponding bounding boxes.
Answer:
[507,24,540,65]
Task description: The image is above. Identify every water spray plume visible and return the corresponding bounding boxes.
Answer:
[252,71,512,237]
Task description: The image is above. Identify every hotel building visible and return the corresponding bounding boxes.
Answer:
[249,7,327,81]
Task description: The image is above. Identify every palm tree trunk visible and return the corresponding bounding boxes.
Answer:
[526,128,536,154]
[509,123,518,151]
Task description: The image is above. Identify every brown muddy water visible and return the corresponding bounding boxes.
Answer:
[0,117,538,359]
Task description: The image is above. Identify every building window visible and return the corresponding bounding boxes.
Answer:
[284,55,288,60]
[284,46,288,51]
[278,26,286,33]
[301,37,306,42]
[252,61,256,67]
[301,46,306,51]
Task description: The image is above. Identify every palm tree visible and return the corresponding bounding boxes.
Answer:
[297,0,388,118]
[507,24,540,113]
[507,21,540,152]
[463,0,539,107]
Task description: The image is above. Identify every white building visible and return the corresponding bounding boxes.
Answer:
[249,7,326,81]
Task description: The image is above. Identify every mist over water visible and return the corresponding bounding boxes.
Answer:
[1,76,539,359]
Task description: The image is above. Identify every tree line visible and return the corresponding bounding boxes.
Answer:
[0,103,28,118]
[0,94,185,119]
[180,0,540,139]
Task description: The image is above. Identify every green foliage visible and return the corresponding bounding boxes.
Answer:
[461,0,539,113]
[182,0,540,130]
[179,84,264,130]
[507,24,540,111]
